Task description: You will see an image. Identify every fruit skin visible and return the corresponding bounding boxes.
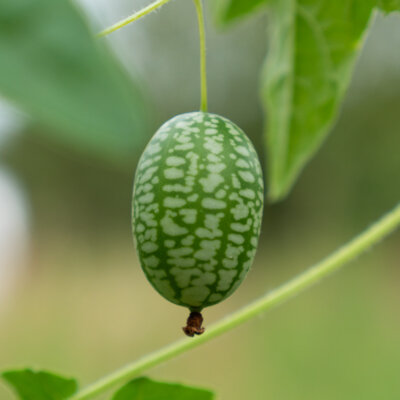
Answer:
[132,112,263,311]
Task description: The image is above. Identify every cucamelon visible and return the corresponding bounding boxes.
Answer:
[132,112,264,335]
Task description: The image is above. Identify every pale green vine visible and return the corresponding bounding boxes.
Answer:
[71,203,400,400]
[97,0,174,37]
[193,0,208,112]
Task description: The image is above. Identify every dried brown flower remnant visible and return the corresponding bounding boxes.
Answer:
[183,311,205,337]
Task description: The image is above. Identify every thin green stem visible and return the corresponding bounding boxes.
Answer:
[71,203,400,400]
[97,0,173,37]
[193,0,208,112]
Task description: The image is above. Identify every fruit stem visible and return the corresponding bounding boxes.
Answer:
[193,0,208,112]
[97,0,173,37]
[71,202,400,400]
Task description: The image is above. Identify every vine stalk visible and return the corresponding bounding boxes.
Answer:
[97,0,173,37]
[71,203,400,400]
[98,0,208,112]
[193,0,208,112]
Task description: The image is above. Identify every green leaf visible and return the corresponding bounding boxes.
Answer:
[263,0,400,201]
[379,0,400,12]
[2,369,78,400]
[112,377,214,400]
[0,0,148,161]
[212,0,269,23]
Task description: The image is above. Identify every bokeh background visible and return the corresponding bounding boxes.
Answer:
[1,1,400,399]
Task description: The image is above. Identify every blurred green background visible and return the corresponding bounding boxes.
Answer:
[0,1,400,399]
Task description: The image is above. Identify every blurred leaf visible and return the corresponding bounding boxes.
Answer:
[112,377,214,400]
[263,0,400,201]
[211,0,269,23]
[379,0,400,11]
[2,369,78,400]
[0,0,148,161]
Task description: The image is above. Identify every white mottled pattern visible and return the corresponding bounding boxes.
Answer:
[132,112,264,311]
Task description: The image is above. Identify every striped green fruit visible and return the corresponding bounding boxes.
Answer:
[132,112,264,320]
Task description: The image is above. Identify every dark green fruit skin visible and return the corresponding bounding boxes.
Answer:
[132,112,263,311]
